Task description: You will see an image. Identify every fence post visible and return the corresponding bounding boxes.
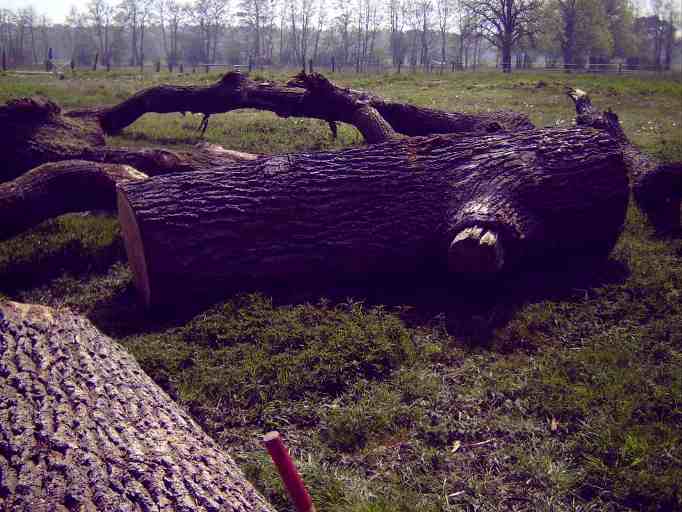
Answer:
[140,54,144,73]
[2,49,5,72]
[331,56,335,73]
[93,52,99,71]
[155,60,160,72]
[248,56,253,73]
[179,63,184,73]
[205,64,209,73]
[106,60,111,72]
[308,58,313,74]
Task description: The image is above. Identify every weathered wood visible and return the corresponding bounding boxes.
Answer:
[92,72,534,140]
[0,300,275,511]
[118,127,629,307]
[0,97,105,182]
[0,160,148,240]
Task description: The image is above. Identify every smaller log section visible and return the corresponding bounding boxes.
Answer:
[0,160,147,240]
[118,127,629,307]
[0,300,275,512]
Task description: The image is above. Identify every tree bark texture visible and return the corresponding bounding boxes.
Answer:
[92,72,534,140]
[0,160,148,240]
[117,127,629,307]
[0,97,105,182]
[0,300,275,512]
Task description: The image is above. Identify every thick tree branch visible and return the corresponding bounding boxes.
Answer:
[0,98,259,181]
[82,72,533,141]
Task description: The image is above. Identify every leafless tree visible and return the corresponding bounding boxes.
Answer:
[88,0,114,65]
[387,0,408,69]
[415,0,434,68]
[436,0,451,70]
[465,0,542,72]
[192,0,229,63]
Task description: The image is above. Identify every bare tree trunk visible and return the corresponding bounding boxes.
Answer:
[0,300,276,512]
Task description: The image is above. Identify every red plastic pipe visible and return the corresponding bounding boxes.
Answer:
[263,431,316,512]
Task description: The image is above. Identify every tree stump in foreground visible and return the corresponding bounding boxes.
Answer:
[117,127,629,307]
[0,301,275,512]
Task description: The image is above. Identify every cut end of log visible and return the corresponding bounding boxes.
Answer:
[117,189,151,307]
[448,226,505,276]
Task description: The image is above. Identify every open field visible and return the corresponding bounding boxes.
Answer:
[1,69,681,511]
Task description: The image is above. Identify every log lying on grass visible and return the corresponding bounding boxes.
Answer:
[81,72,535,139]
[0,160,147,240]
[118,127,629,307]
[0,300,275,511]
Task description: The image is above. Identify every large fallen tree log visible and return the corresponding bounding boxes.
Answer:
[73,72,535,139]
[117,127,629,307]
[0,300,275,511]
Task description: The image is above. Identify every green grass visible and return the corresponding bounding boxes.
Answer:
[1,69,681,511]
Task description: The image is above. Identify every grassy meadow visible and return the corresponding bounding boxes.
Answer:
[1,68,681,511]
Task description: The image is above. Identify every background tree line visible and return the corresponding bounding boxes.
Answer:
[0,0,679,72]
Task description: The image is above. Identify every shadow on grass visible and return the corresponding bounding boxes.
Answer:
[0,213,630,346]
[121,253,630,349]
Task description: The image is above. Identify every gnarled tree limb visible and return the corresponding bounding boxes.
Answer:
[83,72,534,141]
[567,87,682,233]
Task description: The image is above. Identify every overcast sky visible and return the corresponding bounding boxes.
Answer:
[0,0,656,25]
